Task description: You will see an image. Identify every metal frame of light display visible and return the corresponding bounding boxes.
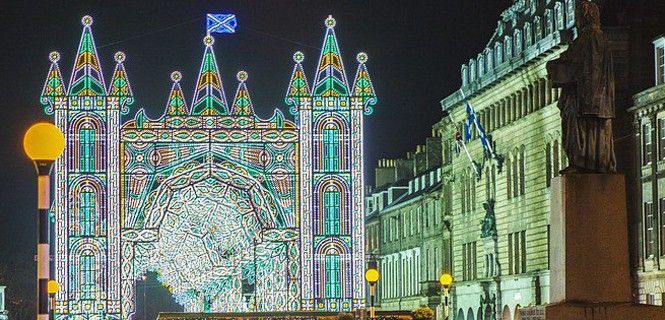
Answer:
[40,15,376,319]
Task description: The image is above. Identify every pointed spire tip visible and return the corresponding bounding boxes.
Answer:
[357,52,368,63]
[293,51,304,63]
[325,15,336,28]
[114,51,126,63]
[82,15,93,26]
[171,71,182,82]
[49,51,60,63]
[237,71,248,82]
[203,35,215,47]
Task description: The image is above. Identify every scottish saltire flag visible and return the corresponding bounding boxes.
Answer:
[464,100,491,154]
[207,14,237,34]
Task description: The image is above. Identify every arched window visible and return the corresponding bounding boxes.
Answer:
[80,187,97,236]
[514,29,522,54]
[323,125,340,171]
[565,0,575,27]
[80,127,95,171]
[504,36,512,60]
[325,254,341,298]
[524,22,532,47]
[534,16,543,42]
[486,49,494,71]
[495,43,503,65]
[80,252,97,299]
[324,187,341,235]
[470,60,476,82]
[545,9,553,35]
[555,2,565,30]
[461,65,469,86]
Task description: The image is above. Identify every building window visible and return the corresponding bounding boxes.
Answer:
[462,242,477,281]
[534,16,542,42]
[323,127,340,171]
[504,36,512,60]
[495,43,503,65]
[545,143,552,187]
[462,65,469,86]
[324,188,341,235]
[80,188,96,236]
[514,30,522,54]
[656,39,665,85]
[486,49,494,71]
[508,231,527,274]
[545,9,553,35]
[524,22,532,47]
[565,0,575,27]
[643,123,653,165]
[659,119,665,161]
[80,128,95,171]
[645,202,655,257]
[554,2,565,30]
[470,61,476,82]
[81,252,97,299]
[325,254,341,298]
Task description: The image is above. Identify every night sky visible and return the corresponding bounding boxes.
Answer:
[0,0,508,317]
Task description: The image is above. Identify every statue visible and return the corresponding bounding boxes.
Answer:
[546,0,617,174]
[481,199,497,238]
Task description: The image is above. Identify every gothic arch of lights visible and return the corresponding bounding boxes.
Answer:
[40,15,376,319]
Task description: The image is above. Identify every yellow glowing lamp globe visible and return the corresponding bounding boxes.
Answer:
[47,279,60,294]
[439,273,453,288]
[365,268,380,283]
[23,122,65,161]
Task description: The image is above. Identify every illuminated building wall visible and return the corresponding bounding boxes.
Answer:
[39,15,376,319]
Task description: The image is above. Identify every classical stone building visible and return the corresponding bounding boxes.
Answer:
[364,133,448,316]
[630,35,665,306]
[437,1,575,319]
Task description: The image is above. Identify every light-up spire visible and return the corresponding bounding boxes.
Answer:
[41,51,67,100]
[351,52,377,114]
[285,51,311,107]
[230,71,255,116]
[312,15,349,97]
[164,71,188,116]
[191,35,228,116]
[108,51,134,107]
[68,15,106,96]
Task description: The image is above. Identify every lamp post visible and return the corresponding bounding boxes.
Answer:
[47,280,59,320]
[23,122,65,320]
[365,268,380,319]
[439,273,453,320]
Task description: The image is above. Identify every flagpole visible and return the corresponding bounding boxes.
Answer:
[447,112,481,177]
[460,89,496,156]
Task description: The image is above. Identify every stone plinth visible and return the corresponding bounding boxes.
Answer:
[520,174,665,320]
[550,174,630,303]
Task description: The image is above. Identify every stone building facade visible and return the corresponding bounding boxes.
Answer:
[436,1,576,319]
[364,133,448,316]
[630,35,665,306]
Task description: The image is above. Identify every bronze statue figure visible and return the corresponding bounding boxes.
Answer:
[547,0,617,174]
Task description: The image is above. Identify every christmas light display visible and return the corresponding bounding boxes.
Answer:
[40,14,376,319]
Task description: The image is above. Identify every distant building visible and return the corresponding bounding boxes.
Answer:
[365,132,447,316]
[629,35,665,306]
[0,286,7,320]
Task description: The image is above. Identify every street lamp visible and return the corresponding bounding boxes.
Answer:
[23,122,65,320]
[365,268,380,319]
[47,280,60,320]
[439,273,453,320]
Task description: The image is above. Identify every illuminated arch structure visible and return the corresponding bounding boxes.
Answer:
[40,15,376,319]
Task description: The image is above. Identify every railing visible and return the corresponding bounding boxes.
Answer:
[157,310,412,320]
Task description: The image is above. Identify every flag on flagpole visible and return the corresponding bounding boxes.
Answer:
[464,100,492,158]
[206,14,237,34]
[455,131,462,156]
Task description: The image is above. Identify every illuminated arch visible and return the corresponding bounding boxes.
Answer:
[313,176,350,235]
[313,238,351,300]
[69,175,106,236]
[70,240,105,300]
[69,113,106,172]
[313,113,350,171]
